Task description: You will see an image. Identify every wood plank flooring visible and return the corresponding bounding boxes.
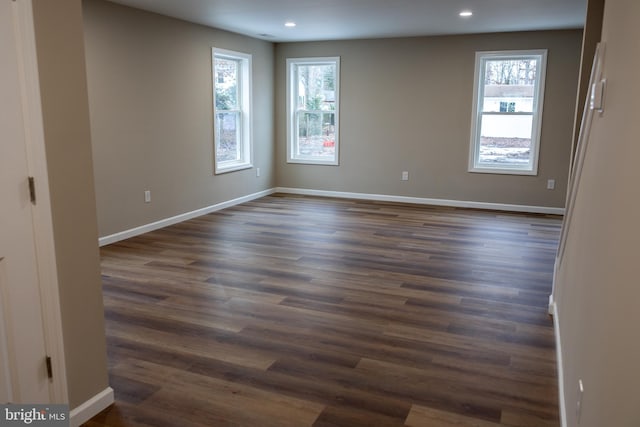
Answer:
[86,194,562,427]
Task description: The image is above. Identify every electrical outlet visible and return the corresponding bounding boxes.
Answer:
[576,379,584,423]
[256,167,260,177]
[401,171,409,181]
[144,190,151,203]
[547,179,555,190]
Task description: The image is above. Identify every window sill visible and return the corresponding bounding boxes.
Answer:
[287,158,339,166]
[214,162,253,175]
[468,166,537,176]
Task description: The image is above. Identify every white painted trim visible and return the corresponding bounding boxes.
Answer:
[275,187,565,215]
[549,255,561,315]
[468,49,548,176]
[551,302,567,427]
[0,259,13,402]
[69,387,114,427]
[100,187,564,247]
[13,0,68,403]
[286,56,341,166]
[99,189,276,246]
[556,43,605,273]
[212,47,253,175]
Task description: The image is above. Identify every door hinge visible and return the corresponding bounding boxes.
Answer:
[45,356,53,379]
[28,176,36,205]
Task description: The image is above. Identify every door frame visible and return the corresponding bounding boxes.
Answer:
[10,0,68,403]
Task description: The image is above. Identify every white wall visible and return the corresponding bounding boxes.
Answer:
[554,1,640,426]
[481,114,532,138]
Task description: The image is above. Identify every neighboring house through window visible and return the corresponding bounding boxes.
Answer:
[287,57,340,165]
[469,50,547,175]
[213,48,252,174]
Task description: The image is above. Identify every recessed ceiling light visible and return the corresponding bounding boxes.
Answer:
[284,21,296,28]
[459,10,473,17]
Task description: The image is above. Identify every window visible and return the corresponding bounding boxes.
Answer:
[213,48,252,174]
[287,57,340,165]
[469,50,547,175]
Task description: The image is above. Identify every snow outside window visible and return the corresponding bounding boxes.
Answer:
[469,50,547,175]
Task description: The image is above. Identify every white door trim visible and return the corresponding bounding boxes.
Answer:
[11,0,68,403]
[0,258,14,403]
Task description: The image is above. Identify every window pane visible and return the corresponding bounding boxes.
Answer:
[482,58,537,113]
[469,51,546,174]
[288,57,339,165]
[296,64,336,112]
[214,58,239,111]
[215,112,240,162]
[296,112,335,158]
[478,114,533,166]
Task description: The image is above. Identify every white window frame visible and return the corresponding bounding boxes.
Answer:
[286,57,340,165]
[468,50,547,175]
[212,47,253,174]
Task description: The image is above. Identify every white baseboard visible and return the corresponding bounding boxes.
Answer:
[95,187,565,425]
[99,187,564,246]
[98,189,276,246]
[551,301,568,427]
[69,386,114,427]
[275,187,566,215]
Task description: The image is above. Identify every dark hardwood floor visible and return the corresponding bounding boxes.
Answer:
[86,194,562,427]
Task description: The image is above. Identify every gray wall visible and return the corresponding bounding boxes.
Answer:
[83,0,276,237]
[275,30,582,208]
[555,1,640,426]
[85,1,582,239]
[32,0,109,409]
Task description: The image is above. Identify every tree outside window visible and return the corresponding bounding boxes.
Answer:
[287,57,340,165]
[213,48,252,174]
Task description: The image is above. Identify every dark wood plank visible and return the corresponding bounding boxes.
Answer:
[87,194,561,426]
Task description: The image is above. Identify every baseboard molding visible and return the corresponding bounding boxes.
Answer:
[69,386,114,427]
[99,187,564,246]
[95,186,565,425]
[275,187,566,215]
[98,189,276,246]
[551,301,568,427]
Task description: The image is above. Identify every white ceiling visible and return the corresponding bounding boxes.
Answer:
[107,0,587,42]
